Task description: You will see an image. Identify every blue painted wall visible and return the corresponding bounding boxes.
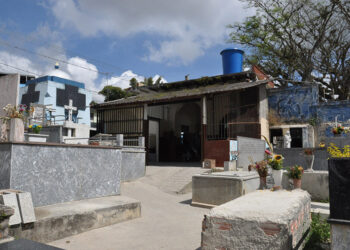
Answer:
[268,85,319,121]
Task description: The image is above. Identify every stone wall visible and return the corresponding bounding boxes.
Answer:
[0,142,122,207]
[121,147,146,182]
[275,148,328,171]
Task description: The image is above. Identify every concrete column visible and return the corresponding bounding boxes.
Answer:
[259,85,269,140]
[202,96,207,125]
[116,134,123,147]
[138,137,145,147]
[143,104,148,120]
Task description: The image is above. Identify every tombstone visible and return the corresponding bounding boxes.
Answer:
[0,191,21,226]
[237,136,266,170]
[29,103,46,126]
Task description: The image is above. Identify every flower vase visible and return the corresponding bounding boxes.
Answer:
[9,118,24,142]
[293,179,302,189]
[272,169,283,186]
[259,176,267,190]
[304,155,314,172]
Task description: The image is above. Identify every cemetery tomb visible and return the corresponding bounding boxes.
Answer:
[201,190,311,250]
[192,171,259,207]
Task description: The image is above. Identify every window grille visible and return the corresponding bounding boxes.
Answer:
[207,87,260,140]
[96,106,144,136]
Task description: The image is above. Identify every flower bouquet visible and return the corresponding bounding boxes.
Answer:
[29,124,42,134]
[249,160,268,189]
[287,165,304,189]
[332,125,344,135]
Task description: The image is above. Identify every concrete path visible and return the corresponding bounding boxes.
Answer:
[142,164,208,194]
[49,165,209,250]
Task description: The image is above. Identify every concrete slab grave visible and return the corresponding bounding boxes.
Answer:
[9,196,141,243]
[201,190,311,250]
[0,192,21,226]
[192,171,259,207]
[237,136,266,170]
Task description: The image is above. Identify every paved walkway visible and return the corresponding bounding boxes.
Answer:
[49,165,208,250]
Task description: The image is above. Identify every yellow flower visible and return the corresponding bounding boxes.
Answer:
[319,143,325,148]
[298,166,303,171]
[273,154,283,162]
[29,125,32,128]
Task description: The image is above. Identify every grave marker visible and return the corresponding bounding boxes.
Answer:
[237,136,266,170]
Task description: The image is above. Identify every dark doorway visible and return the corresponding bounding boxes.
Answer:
[290,128,303,148]
[158,102,201,162]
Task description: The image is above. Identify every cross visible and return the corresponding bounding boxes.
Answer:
[64,99,77,122]
[21,84,40,107]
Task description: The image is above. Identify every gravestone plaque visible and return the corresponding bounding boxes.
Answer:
[0,192,21,225]
[237,136,266,171]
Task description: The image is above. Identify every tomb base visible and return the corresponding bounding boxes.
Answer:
[201,190,311,250]
[192,171,259,207]
[24,133,49,143]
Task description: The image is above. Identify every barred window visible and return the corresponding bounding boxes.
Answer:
[207,87,260,140]
[97,106,144,136]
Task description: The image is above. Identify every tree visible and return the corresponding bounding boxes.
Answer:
[144,77,154,87]
[129,77,139,89]
[154,76,162,86]
[229,0,350,100]
[98,86,128,102]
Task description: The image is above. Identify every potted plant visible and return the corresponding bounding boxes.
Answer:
[249,160,268,189]
[287,165,304,189]
[268,154,283,186]
[304,149,314,172]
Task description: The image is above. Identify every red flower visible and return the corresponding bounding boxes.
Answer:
[265,149,272,155]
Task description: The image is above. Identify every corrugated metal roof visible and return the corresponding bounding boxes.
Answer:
[96,78,271,108]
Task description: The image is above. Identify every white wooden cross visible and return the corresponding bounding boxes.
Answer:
[64,99,77,123]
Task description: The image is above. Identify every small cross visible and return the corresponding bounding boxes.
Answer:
[64,99,77,122]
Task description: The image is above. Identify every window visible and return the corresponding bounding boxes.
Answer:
[207,87,260,140]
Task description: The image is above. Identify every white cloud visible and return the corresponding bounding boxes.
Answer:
[104,70,167,89]
[0,51,41,76]
[48,0,254,65]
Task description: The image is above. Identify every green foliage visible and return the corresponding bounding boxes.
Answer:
[228,0,350,100]
[129,77,139,89]
[98,85,130,102]
[144,77,154,87]
[304,213,331,250]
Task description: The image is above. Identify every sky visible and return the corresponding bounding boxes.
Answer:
[0,0,254,102]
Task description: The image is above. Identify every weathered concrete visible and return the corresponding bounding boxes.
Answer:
[0,74,19,117]
[121,147,146,182]
[192,171,259,207]
[9,195,141,243]
[201,190,311,250]
[0,204,14,242]
[0,142,122,206]
[330,223,350,250]
[282,171,329,201]
[0,192,21,226]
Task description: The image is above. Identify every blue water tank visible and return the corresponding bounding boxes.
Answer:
[220,48,244,75]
